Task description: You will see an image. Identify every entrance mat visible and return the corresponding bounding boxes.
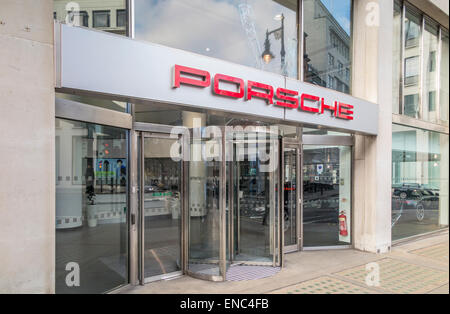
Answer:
[334,258,449,294]
[409,243,449,264]
[270,276,373,294]
[226,265,280,281]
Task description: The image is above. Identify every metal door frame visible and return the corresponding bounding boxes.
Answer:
[282,138,302,254]
[134,122,189,284]
[301,135,354,250]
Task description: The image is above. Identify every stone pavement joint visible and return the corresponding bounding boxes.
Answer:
[270,276,375,294]
[334,258,448,294]
[121,231,449,294]
[409,243,449,264]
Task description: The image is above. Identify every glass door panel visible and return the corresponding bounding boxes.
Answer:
[142,135,182,279]
[187,136,222,279]
[303,145,352,247]
[229,132,280,265]
[284,147,299,250]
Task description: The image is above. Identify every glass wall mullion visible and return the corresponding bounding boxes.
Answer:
[400,0,406,115]
[418,13,425,120]
[436,26,442,123]
[298,0,304,81]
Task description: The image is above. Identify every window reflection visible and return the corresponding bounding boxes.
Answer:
[403,7,422,119]
[393,0,402,114]
[440,30,449,125]
[55,118,128,294]
[53,0,127,36]
[303,145,352,247]
[392,125,449,240]
[422,20,439,122]
[303,0,352,94]
[134,0,298,78]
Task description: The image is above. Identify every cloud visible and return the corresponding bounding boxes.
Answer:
[134,0,298,75]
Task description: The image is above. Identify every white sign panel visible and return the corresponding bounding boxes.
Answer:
[56,23,378,135]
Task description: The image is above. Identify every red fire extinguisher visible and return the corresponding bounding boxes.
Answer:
[339,211,348,236]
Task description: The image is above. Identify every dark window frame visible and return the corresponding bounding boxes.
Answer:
[76,11,89,27]
[116,9,127,28]
[93,10,111,28]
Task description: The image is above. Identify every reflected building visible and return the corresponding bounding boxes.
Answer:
[303,0,351,93]
[0,0,448,295]
[54,0,127,35]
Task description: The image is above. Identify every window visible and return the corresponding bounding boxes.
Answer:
[404,56,419,86]
[303,145,352,247]
[55,118,128,293]
[404,94,419,118]
[393,0,402,114]
[93,10,110,28]
[304,0,352,93]
[429,51,436,72]
[117,9,126,28]
[392,125,449,241]
[328,53,335,67]
[134,0,298,78]
[338,61,343,76]
[405,20,420,47]
[428,91,436,112]
[53,1,127,36]
[422,20,439,122]
[392,2,448,124]
[74,11,89,27]
[403,7,422,118]
[327,75,335,89]
[440,30,449,124]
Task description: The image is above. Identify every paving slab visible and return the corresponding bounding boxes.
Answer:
[121,230,449,294]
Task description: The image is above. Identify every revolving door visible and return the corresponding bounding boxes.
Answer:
[186,128,282,281]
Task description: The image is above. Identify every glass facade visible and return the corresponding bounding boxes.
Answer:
[55,118,128,293]
[393,0,402,114]
[403,6,422,118]
[303,0,352,94]
[303,145,352,247]
[134,0,298,78]
[440,30,449,125]
[391,2,449,241]
[422,19,439,123]
[53,0,127,35]
[393,1,449,125]
[49,0,448,294]
[56,92,128,113]
[392,125,449,240]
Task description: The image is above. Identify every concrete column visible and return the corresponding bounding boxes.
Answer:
[0,0,55,293]
[352,0,393,253]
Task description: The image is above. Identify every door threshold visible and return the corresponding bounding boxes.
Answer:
[143,271,183,284]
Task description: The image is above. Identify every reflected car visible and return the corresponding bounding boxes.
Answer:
[391,186,439,226]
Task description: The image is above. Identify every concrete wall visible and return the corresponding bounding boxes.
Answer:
[352,0,393,253]
[409,0,449,29]
[431,0,449,15]
[0,0,55,293]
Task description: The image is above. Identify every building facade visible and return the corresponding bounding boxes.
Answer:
[0,0,448,294]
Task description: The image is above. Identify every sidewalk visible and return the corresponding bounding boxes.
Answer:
[122,230,449,294]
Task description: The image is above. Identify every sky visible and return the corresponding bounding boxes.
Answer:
[321,0,352,35]
[134,0,299,77]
